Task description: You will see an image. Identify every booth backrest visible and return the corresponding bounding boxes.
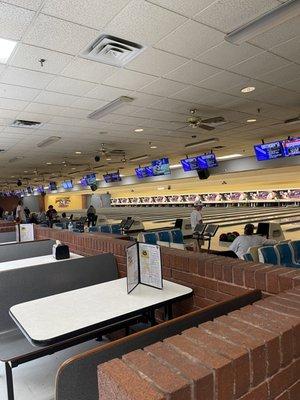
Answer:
[290,240,300,263]
[0,253,118,332]
[55,290,261,400]
[258,245,280,265]
[0,239,55,262]
[0,230,16,243]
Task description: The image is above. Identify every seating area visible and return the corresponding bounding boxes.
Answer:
[243,240,300,268]
[138,229,186,249]
[89,224,122,235]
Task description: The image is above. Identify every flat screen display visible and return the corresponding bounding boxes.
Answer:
[49,181,57,191]
[282,137,300,157]
[135,166,154,178]
[103,172,122,183]
[27,186,32,194]
[62,180,73,189]
[85,173,96,185]
[254,141,284,161]
[151,158,171,176]
[181,157,207,172]
[37,185,44,194]
[198,153,218,168]
[80,178,88,186]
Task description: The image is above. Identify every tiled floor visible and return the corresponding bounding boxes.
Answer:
[0,338,108,400]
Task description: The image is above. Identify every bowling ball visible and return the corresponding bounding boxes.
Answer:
[228,234,236,242]
[220,233,228,242]
[232,231,240,237]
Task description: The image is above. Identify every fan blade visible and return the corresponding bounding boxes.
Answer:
[198,124,215,131]
[202,116,225,124]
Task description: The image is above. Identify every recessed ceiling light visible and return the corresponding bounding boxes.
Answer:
[0,38,17,64]
[46,162,52,165]
[247,118,257,123]
[241,86,255,93]
[72,167,76,170]
[157,187,165,191]
[134,128,144,132]
[106,157,112,161]
[150,145,157,149]
[23,170,28,173]
[75,151,82,154]
[217,154,243,160]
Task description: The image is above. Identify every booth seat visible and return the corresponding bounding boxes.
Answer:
[276,242,300,268]
[290,240,300,263]
[88,224,121,235]
[139,229,185,250]
[258,241,300,268]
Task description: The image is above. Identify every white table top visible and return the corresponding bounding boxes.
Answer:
[10,278,192,346]
[0,253,82,272]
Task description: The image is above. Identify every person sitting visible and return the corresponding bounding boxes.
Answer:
[60,212,69,223]
[24,206,30,220]
[229,223,277,259]
[29,212,38,224]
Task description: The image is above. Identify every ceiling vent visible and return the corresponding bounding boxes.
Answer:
[0,149,5,152]
[81,34,144,67]
[11,119,42,128]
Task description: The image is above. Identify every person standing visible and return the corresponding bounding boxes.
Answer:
[16,200,25,222]
[87,205,97,227]
[190,201,203,230]
[46,205,58,227]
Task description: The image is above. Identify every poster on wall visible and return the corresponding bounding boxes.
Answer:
[16,223,34,242]
[126,242,163,294]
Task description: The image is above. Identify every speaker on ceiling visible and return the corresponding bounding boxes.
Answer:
[197,168,210,180]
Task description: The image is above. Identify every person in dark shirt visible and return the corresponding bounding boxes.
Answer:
[46,205,58,227]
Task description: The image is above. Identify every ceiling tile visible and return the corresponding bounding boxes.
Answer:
[0,67,55,89]
[34,91,79,106]
[0,98,28,111]
[103,69,157,91]
[3,0,43,10]
[270,37,300,63]
[150,98,195,113]
[170,85,216,103]
[249,15,300,49]
[62,58,117,83]
[196,41,263,69]
[130,92,163,107]
[126,48,187,77]
[223,80,274,98]
[10,44,74,74]
[86,84,133,101]
[0,83,40,101]
[280,78,300,92]
[165,60,220,85]
[0,2,35,41]
[259,64,300,86]
[23,14,98,55]
[42,0,131,29]
[229,51,290,78]
[156,20,224,58]
[198,71,250,91]
[105,0,186,46]
[46,76,97,96]
[147,0,216,17]
[70,97,108,110]
[249,87,300,108]
[139,78,187,97]
[194,0,279,33]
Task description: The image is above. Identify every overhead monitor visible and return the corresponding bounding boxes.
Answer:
[49,181,57,191]
[62,180,73,189]
[37,185,44,194]
[85,173,96,185]
[282,137,300,157]
[181,157,207,172]
[254,141,284,161]
[198,153,218,168]
[103,172,122,183]
[151,157,171,176]
[80,177,88,187]
[135,166,154,178]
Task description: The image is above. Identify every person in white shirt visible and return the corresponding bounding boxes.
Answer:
[16,200,25,222]
[190,201,203,230]
[229,223,277,259]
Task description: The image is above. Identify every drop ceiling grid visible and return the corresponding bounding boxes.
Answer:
[0,0,298,179]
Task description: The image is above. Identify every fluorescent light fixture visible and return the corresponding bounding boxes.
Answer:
[285,116,300,125]
[225,0,300,44]
[217,154,243,160]
[106,157,112,161]
[150,145,157,149]
[88,96,134,120]
[185,138,219,149]
[37,136,61,148]
[46,162,52,165]
[134,128,144,132]
[75,151,82,154]
[170,164,181,169]
[157,186,165,191]
[0,38,17,64]
[247,118,257,123]
[129,154,149,162]
[44,186,49,190]
[241,86,255,93]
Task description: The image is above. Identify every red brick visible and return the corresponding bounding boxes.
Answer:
[183,327,250,397]
[194,296,216,308]
[268,363,295,399]
[257,298,300,318]
[165,334,234,400]
[289,380,300,400]
[275,391,290,400]
[233,264,245,286]
[239,382,269,400]
[265,268,288,294]
[145,341,213,400]
[279,270,300,292]
[98,358,165,400]
[217,281,248,296]
[201,319,267,387]
[255,266,277,291]
[244,264,264,288]
[222,264,233,283]
[205,289,232,302]
[217,315,280,378]
[123,350,190,400]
